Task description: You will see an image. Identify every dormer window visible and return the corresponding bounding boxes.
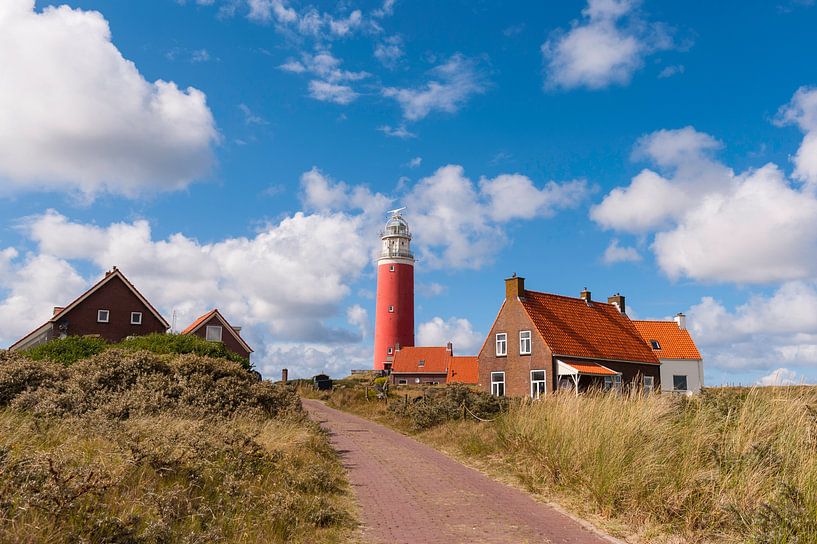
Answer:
[418,359,425,367]
[206,325,223,342]
[650,340,661,350]
[97,309,110,323]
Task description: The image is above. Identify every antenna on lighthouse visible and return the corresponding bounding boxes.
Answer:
[387,206,407,216]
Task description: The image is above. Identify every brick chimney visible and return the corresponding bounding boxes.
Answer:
[674,313,686,330]
[53,306,64,316]
[607,293,625,314]
[505,274,525,300]
[446,341,453,354]
[232,326,242,333]
[580,288,591,302]
[281,368,288,383]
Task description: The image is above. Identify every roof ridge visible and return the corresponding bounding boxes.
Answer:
[524,289,616,307]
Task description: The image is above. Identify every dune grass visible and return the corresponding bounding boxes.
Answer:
[315,382,817,543]
[0,350,356,543]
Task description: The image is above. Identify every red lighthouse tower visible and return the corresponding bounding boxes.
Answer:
[373,208,414,371]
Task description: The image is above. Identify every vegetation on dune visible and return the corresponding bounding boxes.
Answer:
[318,381,817,543]
[21,333,251,369]
[0,350,355,543]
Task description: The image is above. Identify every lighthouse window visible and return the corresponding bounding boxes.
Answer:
[387,347,393,355]
[390,265,395,271]
[388,305,394,313]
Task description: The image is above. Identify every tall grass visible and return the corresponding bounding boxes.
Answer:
[320,382,817,543]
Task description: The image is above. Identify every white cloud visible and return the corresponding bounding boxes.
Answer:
[542,0,675,90]
[372,0,397,18]
[378,125,416,139]
[416,317,483,355]
[776,86,817,188]
[308,80,359,105]
[757,368,804,386]
[374,35,404,68]
[592,122,817,284]
[480,174,589,222]
[603,239,641,264]
[417,282,446,297]
[383,54,486,121]
[658,64,684,78]
[260,342,371,379]
[0,0,218,197]
[346,304,369,337]
[408,157,423,168]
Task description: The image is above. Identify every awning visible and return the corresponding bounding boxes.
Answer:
[557,359,620,377]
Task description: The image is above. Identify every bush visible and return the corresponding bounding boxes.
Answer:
[2,350,300,420]
[23,336,108,366]
[389,384,507,430]
[118,333,251,369]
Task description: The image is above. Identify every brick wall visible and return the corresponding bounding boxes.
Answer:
[391,372,447,385]
[189,314,251,360]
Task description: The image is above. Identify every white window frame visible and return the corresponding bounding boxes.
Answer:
[388,305,394,313]
[673,374,688,391]
[387,346,393,355]
[520,330,532,355]
[643,375,654,395]
[130,312,142,325]
[606,374,622,392]
[97,309,110,323]
[530,370,547,399]
[205,325,223,342]
[418,359,425,367]
[495,333,507,357]
[397,379,407,385]
[389,265,395,272]
[491,372,505,396]
[650,339,661,350]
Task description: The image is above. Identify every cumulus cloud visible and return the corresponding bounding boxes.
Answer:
[603,239,641,264]
[592,120,817,284]
[417,317,484,355]
[542,0,675,90]
[383,54,487,121]
[757,368,804,386]
[0,0,218,197]
[776,86,817,188]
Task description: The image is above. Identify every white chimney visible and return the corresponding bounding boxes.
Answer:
[674,313,686,330]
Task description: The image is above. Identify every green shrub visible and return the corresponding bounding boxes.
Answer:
[23,336,108,366]
[389,384,507,430]
[117,333,251,369]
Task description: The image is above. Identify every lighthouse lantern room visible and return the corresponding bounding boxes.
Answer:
[373,208,415,371]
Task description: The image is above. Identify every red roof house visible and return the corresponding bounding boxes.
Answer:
[477,276,660,398]
[9,267,169,351]
[390,342,478,385]
[632,317,704,394]
[181,309,253,361]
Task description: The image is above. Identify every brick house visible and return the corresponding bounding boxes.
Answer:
[181,309,253,361]
[9,267,169,351]
[477,276,660,398]
[632,316,704,394]
[390,343,478,385]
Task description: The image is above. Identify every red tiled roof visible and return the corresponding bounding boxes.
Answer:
[632,321,702,360]
[181,309,218,335]
[558,359,620,376]
[447,356,479,384]
[391,347,450,374]
[521,291,659,365]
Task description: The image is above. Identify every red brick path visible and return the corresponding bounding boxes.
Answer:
[303,399,614,544]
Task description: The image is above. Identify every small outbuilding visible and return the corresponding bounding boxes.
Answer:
[313,374,333,390]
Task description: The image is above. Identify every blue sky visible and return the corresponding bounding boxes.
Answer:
[2,0,817,385]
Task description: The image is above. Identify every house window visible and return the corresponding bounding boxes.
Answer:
[644,375,655,395]
[390,265,395,272]
[418,359,425,367]
[605,374,622,392]
[530,370,546,399]
[650,340,661,350]
[398,379,407,385]
[206,325,223,342]
[97,309,110,323]
[130,312,142,325]
[673,375,688,391]
[491,372,505,397]
[388,305,394,313]
[520,330,532,355]
[495,333,507,356]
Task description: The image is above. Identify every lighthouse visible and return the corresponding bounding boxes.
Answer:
[373,208,415,371]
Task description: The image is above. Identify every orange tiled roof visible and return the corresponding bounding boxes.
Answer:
[521,291,659,365]
[632,320,702,360]
[447,356,479,384]
[391,347,450,374]
[559,359,619,376]
[181,309,218,335]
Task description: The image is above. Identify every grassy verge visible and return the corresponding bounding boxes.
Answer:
[306,382,817,543]
[0,350,357,543]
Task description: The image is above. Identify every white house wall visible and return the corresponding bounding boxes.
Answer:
[659,359,704,394]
